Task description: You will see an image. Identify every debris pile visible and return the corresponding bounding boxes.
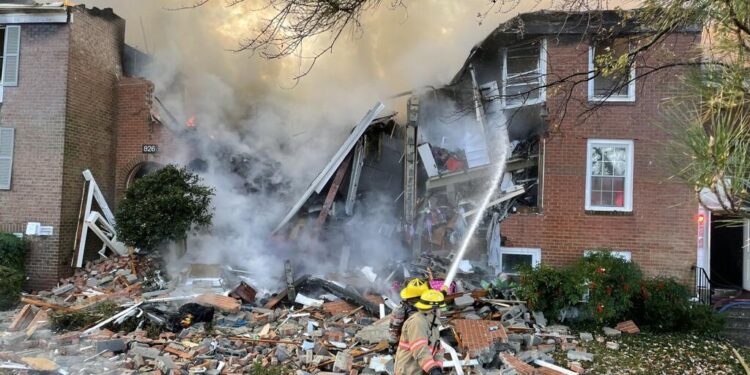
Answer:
[0,254,641,374]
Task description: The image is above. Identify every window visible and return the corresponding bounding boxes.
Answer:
[0,25,21,102]
[585,139,634,212]
[588,38,635,102]
[498,247,541,274]
[0,127,15,190]
[584,250,632,261]
[502,39,546,108]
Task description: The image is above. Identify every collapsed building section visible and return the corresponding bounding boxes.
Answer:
[274,49,547,276]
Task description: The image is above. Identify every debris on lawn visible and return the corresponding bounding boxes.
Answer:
[0,252,745,374]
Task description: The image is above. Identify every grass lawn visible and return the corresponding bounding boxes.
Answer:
[553,332,750,374]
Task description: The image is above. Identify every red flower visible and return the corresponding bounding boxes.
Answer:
[596,267,606,274]
[590,281,597,289]
[597,304,604,313]
[623,284,630,292]
[606,287,613,296]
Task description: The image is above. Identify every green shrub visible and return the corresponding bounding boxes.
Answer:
[516,264,585,319]
[683,303,725,335]
[633,277,725,333]
[0,266,24,310]
[0,232,27,272]
[635,277,690,332]
[573,251,643,324]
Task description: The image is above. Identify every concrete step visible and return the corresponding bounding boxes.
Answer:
[722,330,750,347]
[725,317,750,330]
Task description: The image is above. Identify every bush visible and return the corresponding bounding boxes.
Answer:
[634,277,690,332]
[516,265,585,320]
[573,251,643,324]
[0,266,24,310]
[115,165,215,251]
[633,277,725,334]
[0,232,27,272]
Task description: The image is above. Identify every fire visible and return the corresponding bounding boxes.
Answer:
[185,116,196,128]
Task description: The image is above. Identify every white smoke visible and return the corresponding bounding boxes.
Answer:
[82,0,557,289]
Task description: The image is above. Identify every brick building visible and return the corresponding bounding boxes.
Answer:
[0,3,171,289]
[440,10,703,283]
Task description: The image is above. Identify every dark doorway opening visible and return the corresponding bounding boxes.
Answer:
[126,162,161,189]
[710,216,744,289]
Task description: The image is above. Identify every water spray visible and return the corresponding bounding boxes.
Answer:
[442,78,510,289]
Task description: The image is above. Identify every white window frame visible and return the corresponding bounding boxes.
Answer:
[499,247,541,274]
[583,250,632,262]
[501,38,547,108]
[585,139,634,212]
[587,43,636,102]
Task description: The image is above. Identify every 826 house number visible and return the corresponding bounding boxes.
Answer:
[142,144,158,154]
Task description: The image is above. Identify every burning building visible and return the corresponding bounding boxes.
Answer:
[273,10,702,286]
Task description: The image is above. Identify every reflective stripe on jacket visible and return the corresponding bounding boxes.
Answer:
[394,311,443,375]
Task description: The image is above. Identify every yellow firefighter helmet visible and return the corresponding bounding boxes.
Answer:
[400,278,429,300]
[414,289,447,310]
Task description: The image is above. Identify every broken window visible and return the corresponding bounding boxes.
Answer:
[585,139,634,212]
[497,247,541,274]
[502,39,546,108]
[588,38,635,101]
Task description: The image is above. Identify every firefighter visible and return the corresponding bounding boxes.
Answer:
[394,289,446,375]
[389,278,429,346]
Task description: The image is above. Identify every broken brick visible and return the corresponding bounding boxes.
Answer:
[615,320,640,334]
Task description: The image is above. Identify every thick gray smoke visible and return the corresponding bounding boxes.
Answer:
[83,0,555,289]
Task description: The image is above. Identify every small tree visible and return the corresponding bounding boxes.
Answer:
[115,165,215,252]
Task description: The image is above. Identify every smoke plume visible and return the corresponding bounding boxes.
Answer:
[83,0,554,289]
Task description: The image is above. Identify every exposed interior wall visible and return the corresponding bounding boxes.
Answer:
[0,23,70,290]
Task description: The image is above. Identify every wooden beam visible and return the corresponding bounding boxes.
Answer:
[316,154,352,230]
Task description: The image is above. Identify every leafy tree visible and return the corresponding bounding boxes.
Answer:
[115,165,215,251]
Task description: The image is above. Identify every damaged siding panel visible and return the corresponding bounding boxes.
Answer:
[501,38,546,108]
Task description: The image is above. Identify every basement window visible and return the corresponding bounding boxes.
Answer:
[584,250,632,261]
[588,38,635,102]
[585,139,634,212]
[502,39,547,108]
[498,247,541,274]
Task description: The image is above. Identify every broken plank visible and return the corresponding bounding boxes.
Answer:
[8,305,34,331]
[194,294,240,312]
[24,309,48,338]
[316,154,352,230]
[21,297,74,313]
[164,346,195,360]
[264,275,310,309]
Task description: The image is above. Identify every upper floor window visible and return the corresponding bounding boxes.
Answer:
[585,139,634,212]
[502,38,546,108]
[588,38,635,102]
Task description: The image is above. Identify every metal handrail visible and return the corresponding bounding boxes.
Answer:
[694,266,712,305]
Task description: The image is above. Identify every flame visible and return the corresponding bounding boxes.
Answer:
[186,116,196,128]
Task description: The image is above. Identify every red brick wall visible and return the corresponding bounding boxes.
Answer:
[500,33,701,281]
[114,77,172,205]
[0,23,70,289]
[58,7,125,284]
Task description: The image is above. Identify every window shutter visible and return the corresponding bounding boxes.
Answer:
[0,127,14,190]
[3,25,21,87]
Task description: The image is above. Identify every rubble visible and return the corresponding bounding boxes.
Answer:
[0,251,646,374]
